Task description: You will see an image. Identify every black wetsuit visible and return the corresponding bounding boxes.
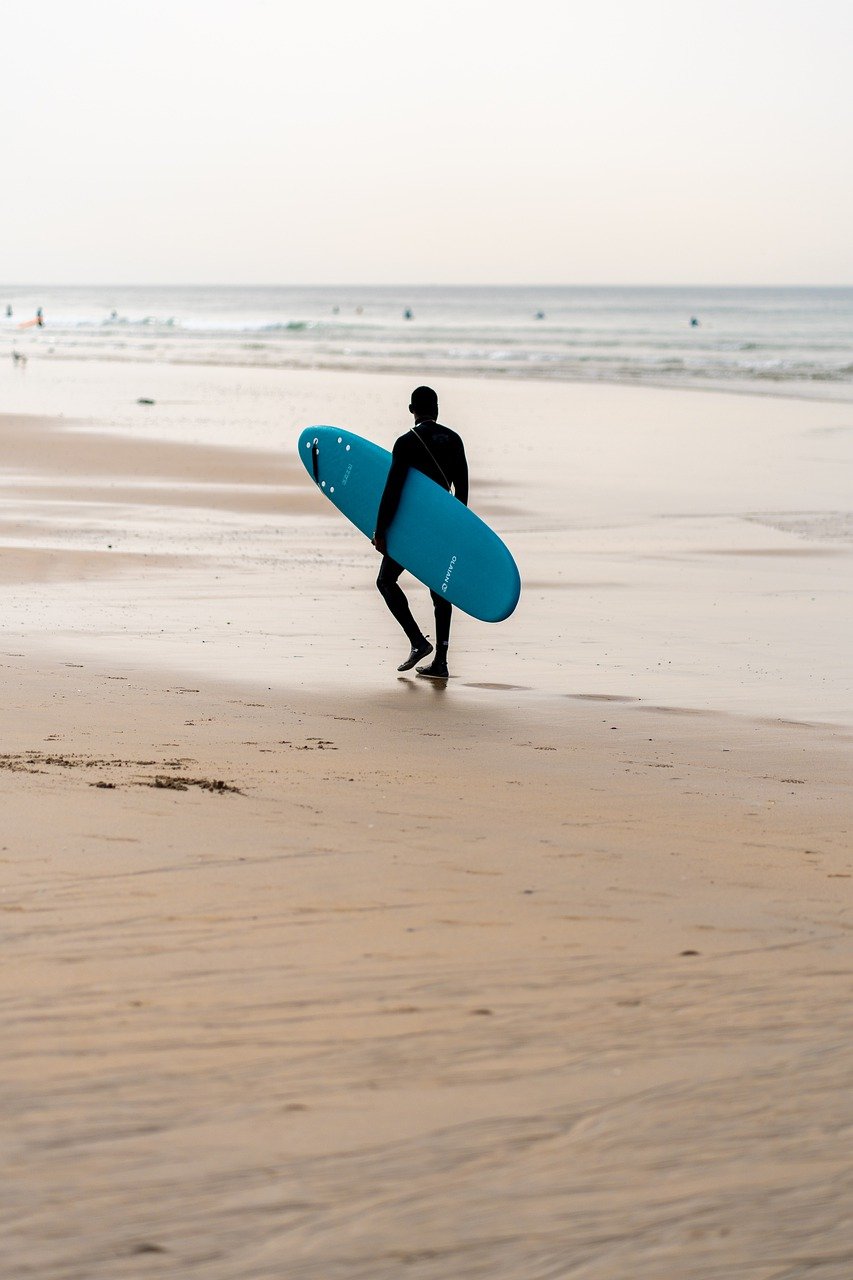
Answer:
[375,420,468,656]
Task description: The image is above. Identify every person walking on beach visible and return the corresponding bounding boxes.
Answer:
[372,386,468,679]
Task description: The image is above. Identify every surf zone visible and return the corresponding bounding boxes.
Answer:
[441,555,457,593]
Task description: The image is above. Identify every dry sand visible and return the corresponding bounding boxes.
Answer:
[1,363,851,1278]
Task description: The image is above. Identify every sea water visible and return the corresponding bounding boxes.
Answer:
[2,285,853,400]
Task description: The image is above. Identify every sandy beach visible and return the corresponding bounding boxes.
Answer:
[2,359,851,1278]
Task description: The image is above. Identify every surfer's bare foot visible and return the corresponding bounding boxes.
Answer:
[416,660,449,680]
[398,639,433,672]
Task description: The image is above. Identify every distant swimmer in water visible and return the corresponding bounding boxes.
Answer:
[535,310,545,320]
[5,304,11,318]
[11,349,27,366]
[372,385,468,680]
[36,307,44,327]
[403,308,413,320]
[690,316,700,327]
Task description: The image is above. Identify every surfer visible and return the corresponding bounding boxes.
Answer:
[372,386,468,679]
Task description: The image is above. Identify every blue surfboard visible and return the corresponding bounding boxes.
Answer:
[298,426,520,623]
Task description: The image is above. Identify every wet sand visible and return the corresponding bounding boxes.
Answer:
[2,357,851,722]
[1,363,851,1277]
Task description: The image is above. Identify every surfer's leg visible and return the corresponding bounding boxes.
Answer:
[432,592,452,658]
[417,593,451,678]
[377,556,431,666]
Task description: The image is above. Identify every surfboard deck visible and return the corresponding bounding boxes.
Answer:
[298,426,520,623]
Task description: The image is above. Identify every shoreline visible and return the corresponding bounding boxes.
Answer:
[7,345,853,406]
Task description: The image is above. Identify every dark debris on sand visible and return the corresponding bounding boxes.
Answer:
[147,775,243,794]
[0,751,242,794]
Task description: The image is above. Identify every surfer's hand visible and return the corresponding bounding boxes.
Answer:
[372,533,386,555]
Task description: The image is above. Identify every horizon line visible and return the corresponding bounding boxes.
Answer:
[2,281,852,291]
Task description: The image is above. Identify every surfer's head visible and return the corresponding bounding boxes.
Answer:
[409,386,438,421]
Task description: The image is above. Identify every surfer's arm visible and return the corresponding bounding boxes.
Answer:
[374,443,409,544]
[453,444,469,507]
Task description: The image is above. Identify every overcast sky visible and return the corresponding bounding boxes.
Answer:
[1,0,851,284]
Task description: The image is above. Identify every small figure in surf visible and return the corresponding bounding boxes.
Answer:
[372,386,468,680]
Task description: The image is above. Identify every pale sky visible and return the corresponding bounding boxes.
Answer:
[1,0,851,284]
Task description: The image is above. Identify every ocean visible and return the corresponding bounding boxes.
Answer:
[2,284,853,399]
